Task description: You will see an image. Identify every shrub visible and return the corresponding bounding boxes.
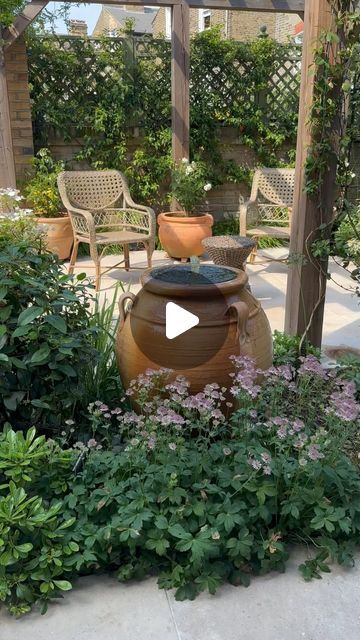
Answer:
[334,209,360,266]
[24,149,65,218]
[80,284,124,413]
[0,427,78,616]
[273,330,321,369]
[0,243,97,430]
[170,159,212,215]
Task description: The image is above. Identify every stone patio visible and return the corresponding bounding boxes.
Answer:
[1,548,359,639]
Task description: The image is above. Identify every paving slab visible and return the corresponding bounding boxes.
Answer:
[1,550,359,639]
[167,548,360,640]
[0,576,178,640]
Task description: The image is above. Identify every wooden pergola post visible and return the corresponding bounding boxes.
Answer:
[0,39,16,188]
[284,0,337,347]
[171,0,190,165]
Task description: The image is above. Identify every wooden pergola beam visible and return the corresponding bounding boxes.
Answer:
[0,42,16,187]
[171,2,190,165]
[3,1,48,47]
[285,0,337,347]
[54,0,304,11]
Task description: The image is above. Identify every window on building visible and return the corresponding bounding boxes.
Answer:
[199,10,211,32]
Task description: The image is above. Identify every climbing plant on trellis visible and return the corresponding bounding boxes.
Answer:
[27,28,303,205]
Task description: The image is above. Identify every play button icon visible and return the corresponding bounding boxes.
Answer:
[166,302,199,340]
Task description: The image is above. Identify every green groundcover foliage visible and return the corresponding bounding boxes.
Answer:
[0,356,359,617]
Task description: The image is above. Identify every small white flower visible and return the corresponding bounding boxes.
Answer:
[182,157,189,164]
[203,183,212,192]
[185,165,194,175]
[351,172,356,179]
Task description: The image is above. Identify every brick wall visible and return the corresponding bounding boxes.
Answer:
[275,14,299,42]
[93,9,120,36]
[153,9,295,41]
[4,36,34,183]
[45,126,269,219]
[152,8,166,36]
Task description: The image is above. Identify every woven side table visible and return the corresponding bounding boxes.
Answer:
[202,236,256,270]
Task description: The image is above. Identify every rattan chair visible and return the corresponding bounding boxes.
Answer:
[239,168,295,263]
[57,170,156,290]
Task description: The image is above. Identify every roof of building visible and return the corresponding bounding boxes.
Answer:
[102,5,157,35]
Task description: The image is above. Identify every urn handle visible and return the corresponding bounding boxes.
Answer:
[118,292,136,328]
[227,301,249,346]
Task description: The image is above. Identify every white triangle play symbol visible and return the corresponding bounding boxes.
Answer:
[166,302,199,340]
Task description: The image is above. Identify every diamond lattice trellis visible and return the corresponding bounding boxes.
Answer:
[28,35,301,139]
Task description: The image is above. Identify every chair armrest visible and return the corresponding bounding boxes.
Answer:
[67,206,96,239]
[239,200,257,236]
[122,197,156,238]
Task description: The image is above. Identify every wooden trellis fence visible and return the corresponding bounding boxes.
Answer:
[27,34,302,140]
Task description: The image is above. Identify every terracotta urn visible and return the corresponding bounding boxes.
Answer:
[116,264,272,395]
[37,214,73,260]
[157,212,213,259]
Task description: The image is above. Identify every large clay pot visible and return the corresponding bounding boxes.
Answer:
[116,265,272,394]
[158,212,213,259]
[37,215,73,260]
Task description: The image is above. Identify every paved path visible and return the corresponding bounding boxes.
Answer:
[1,549,359,639]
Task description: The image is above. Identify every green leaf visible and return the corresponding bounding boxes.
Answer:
[168,524,192,540]
[4,391,25,411]
[15,543,33,554]
[0,550,15,566]
[53,580,72,591]
[30,344,50,364]
[18,306,44,326]
[175,583,197,601]
[45,315,67,334]
[12,325,32,338]
[155,515,168,530]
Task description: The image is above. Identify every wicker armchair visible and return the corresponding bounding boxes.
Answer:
[57,170,156,290]
[239,168,295,263]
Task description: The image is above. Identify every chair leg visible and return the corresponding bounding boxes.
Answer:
[249,241,258,265]
[124,244,130,271]
[89,242,101,292]
[95,262,101,292]
[68,239,79,275]
[145,241,153,268]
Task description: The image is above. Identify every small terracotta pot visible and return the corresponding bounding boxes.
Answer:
[37,214,73,260]
[158,211,213,259]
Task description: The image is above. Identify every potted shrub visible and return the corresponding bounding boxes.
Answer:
[25,149,73,260]
[158,159,214,259]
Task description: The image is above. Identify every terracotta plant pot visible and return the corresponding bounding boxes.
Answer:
[116,264,272,395]
[158,212,213,259]
[37,214,73,260]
